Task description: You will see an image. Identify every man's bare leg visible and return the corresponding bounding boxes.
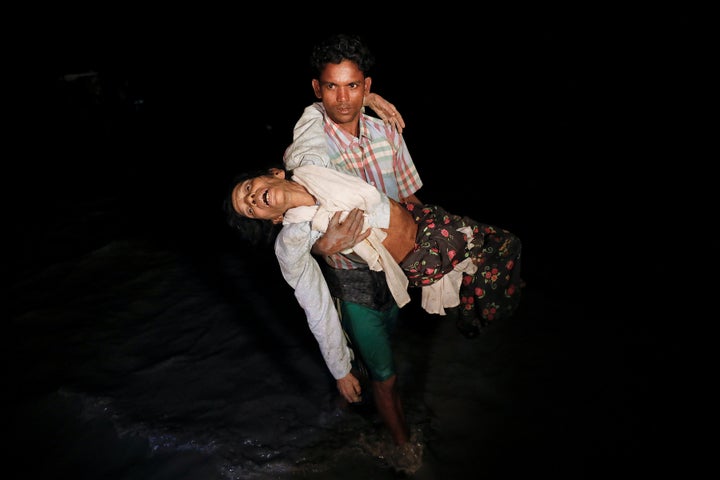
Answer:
[372,374,424,474]
[372,374,409,444]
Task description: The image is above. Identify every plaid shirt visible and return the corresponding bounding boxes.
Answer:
[284,102,423,270]
[322,110,422,269]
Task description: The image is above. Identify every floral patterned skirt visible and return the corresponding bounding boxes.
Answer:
[398,203,524,334]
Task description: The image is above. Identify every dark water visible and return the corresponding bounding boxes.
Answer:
[10,21,686,478]
[8,214,662,479]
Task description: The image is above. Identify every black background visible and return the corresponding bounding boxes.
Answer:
[15,12,689,301]
[9,9,695,477]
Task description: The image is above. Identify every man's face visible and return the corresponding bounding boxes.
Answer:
[312,60,371,134]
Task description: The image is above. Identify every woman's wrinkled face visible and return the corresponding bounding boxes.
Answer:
[231,169,288,223]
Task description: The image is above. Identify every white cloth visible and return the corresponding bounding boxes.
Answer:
[419,226,478,315]
[283,103,329,170]
[420,257,478,315]
[289,165,411,309]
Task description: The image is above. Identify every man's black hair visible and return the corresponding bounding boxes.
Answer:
[310,33,375,77]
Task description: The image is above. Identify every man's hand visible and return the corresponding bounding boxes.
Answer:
[364,93,405,134]
[311,208,371,257]
[336,371,362,404]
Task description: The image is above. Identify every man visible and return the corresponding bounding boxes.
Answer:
[283,33,423,471]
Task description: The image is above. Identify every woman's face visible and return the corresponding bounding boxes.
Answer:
[231,169,289,223]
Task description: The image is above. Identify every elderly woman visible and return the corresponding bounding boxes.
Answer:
[224,164,524,352]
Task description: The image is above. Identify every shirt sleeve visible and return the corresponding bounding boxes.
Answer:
[274,222,352,380]
[391,131,423,200]
[283,103,330,170]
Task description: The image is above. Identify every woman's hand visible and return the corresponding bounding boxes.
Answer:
[336,371,362,404]
[364,93,406,134]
